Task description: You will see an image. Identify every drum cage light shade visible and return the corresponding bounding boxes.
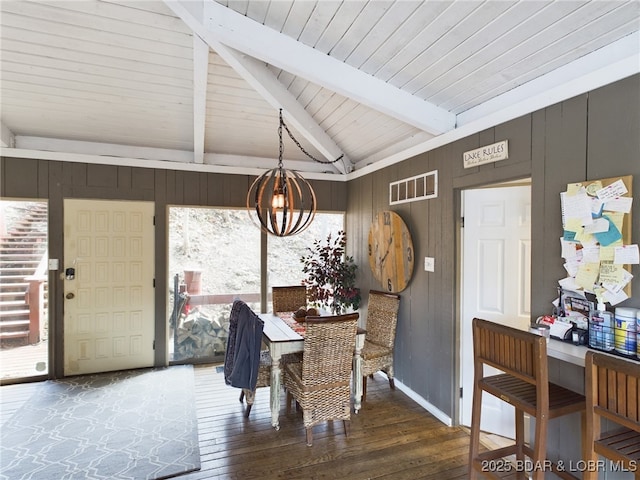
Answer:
[247,165,317,237]
[246,109,323,237]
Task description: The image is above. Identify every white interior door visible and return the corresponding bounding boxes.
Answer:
[63,199,155,375]
[460,185,531,437]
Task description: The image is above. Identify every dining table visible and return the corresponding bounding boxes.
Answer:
[259,312,366,430]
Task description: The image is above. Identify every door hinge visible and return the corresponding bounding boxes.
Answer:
[460,387,463,398]
[461,217,465,228]
[153,278,155,288]
[153,340,156,350]
[153,215,156,226]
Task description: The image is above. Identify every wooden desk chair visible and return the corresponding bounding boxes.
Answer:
[469,318,586,480]
[361,290,400,401]
[223,299,271,417]
[282,313,359,446]
[584,351,640,480]
[272,285,307,313]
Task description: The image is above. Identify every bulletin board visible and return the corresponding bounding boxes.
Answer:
[559,175,634,303]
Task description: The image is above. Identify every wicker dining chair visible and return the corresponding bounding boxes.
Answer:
[361,290,400,401]
[272,285,307,313]
[223,299,271,418]
[282,313,359,446]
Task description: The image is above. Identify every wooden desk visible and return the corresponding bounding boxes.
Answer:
[259,312,366,429]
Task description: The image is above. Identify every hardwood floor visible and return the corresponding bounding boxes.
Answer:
[186,365,476,479]
[0,364,483,479]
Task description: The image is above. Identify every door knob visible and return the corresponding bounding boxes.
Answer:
[66,292,75,299]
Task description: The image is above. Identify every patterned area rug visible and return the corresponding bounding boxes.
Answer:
[0,365,200,480]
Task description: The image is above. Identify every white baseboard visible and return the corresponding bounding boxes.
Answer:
[386,374,452,427]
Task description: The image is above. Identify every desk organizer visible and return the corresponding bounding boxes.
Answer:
[588,306,639,361]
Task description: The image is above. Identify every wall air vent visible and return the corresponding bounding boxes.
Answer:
[389,170,438,205]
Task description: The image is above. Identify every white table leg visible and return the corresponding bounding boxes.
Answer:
[269,348,282,430]
[353,333,365,413]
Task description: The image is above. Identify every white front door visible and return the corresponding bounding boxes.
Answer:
[63,199,155,375]
[460,185,531,437]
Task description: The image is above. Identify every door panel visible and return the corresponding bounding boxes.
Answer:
[478,239,505,313]
[64,199,155,375]
[461,185,531,437]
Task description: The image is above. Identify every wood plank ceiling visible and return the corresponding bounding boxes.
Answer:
[1,0,638,179]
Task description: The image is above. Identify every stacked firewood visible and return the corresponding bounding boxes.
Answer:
[175,308,229,359]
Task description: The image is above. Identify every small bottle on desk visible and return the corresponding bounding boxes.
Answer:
[589,302,614,351]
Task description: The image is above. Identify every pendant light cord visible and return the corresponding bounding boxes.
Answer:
[279,109,344,166]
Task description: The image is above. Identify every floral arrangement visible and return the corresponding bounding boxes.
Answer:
[300,230,361,314]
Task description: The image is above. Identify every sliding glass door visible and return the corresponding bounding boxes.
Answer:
[166,207,345,364]
[0,200,49,382]
[167,207,260,363]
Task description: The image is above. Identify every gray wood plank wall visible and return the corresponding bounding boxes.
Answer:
[346,74,640,424]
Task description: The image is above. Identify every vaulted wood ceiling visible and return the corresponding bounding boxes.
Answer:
[1,0,638,180]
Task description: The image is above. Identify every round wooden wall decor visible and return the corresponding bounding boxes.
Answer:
[368,210,414,293]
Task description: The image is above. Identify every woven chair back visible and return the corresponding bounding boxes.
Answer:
[272,285,307,313]
[365,290,400,348]
[301,313,359,388]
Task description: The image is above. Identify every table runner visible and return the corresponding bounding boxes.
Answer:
[278,312,306,336]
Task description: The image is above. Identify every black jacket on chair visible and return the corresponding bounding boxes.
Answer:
[224,300,264,391]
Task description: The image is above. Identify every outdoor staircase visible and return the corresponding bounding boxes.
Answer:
[0,203,48,343]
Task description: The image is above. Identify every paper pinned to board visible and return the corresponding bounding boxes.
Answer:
[564,258,583,277]
[614,244,639,264]
[599,262,624,285]
[596,179,628,200]
[583,217,610,234]
[604,196,633,213]
[575,263,599,291]
[593,215,622,247]
[581,245,600,263]
[558,176,633,300]
[560,237,579,259]
[561,191,593,227]
[566,183,583,195]
[602,268,633,294]
[559,276,581,292]
[603,288,629,305]
[600,246,615,261]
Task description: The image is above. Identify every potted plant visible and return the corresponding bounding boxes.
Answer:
[300,230,361,314]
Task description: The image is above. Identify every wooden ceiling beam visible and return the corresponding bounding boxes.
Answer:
[197,0,456,135]
[164,0,347,174]
[1,122,15,148]
[193,35,209,164]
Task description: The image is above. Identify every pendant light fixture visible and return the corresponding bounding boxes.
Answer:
[247,109,343,237]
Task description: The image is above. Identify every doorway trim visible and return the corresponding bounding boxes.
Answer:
[454,178,532,429]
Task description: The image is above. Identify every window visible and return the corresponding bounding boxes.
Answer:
[389,170,438,205]
[167,208,344,363]
[167,207,260,363]
[267,212,345,310]
[0,200,49,380]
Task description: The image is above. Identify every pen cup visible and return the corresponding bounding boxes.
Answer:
[529,323,550,342]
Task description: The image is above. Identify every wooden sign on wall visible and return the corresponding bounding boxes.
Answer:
[463,140,508,168]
